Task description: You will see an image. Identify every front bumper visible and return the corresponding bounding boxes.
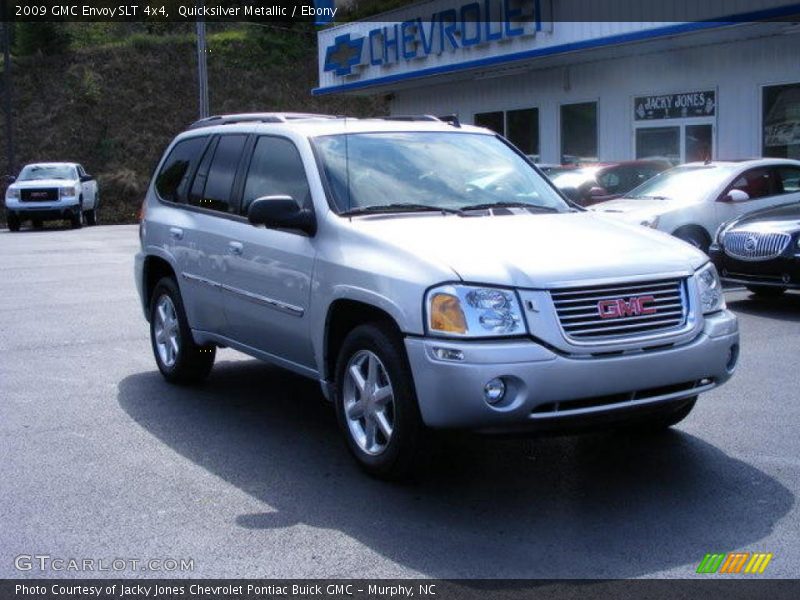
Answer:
[134,251,147,319]
[710,245,800,288]
[405,310,739,432]
[6,199,80,221]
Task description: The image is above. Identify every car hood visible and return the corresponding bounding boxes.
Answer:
[729,202,800,233]
[589,197,686,220]
[10,179,75,189]
[348,212,707,288]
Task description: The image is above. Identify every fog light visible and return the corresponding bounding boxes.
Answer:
[433,347,464,361]
[484,378,506,404]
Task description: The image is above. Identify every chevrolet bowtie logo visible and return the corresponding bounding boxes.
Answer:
[324,34,364,76]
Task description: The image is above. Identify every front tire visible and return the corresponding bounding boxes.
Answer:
[334,322,426,480]
[6,213,20,232]
[746,285,786,298]
[149,277,215,384]
[673,227,710,254]
[70,202,84,229]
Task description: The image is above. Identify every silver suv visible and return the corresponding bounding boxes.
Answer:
[135,113,740,478]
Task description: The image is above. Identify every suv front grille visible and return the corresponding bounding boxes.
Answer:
[551,278,687,341]
[723,231,791,261]
[21,188,59,202]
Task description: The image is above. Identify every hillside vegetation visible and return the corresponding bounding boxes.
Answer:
[0,25,386,224]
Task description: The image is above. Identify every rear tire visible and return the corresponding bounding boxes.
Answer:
[6,213,20,232]
[85,195,98,226]
[334,322,426,480]
[149,277,215,384]
[746,285,786,298]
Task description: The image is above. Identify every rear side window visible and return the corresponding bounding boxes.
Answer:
[774,166,800,193]
[190,134,247,213]
[241,137,311,214]
[155,136,208,203]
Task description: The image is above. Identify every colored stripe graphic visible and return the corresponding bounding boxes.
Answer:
[744,553,773,574]
[697,554,726,573]
[697,552,773,574]
[720,552,749,573]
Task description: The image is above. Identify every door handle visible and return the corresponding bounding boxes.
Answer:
[168,227,184,240]
[228,241,244,256]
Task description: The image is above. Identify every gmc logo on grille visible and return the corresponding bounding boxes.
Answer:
[30,192,48,198]
[597,295,657,319]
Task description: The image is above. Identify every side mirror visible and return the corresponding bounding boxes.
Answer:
[4,175,15,184]
[722,189,750,202]
[588,186,607,197]
[80,174,93,182]
[247,196,316,236]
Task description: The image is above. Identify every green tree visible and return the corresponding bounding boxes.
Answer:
[14,23,71,56]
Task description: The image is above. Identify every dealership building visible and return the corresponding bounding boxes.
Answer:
[315,0,800,165]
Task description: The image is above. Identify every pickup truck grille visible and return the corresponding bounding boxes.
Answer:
[21,188,59,202]
[723,231,791,261]
[551,278,687,341]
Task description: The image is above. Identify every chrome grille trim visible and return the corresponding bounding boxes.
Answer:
[723,230,791,261]
[551,278,687,341]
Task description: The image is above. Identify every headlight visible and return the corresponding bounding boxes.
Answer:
[714,221,733,245]
[6,188,19,200]
[640,215,660,229]
[426,284,524,337]
[696,262,725,314]
[60,186,79,198]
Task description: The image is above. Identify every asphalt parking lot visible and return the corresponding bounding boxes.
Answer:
[1,224,798,579]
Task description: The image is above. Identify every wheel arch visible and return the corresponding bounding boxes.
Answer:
[142,254,178,319]
[321,298,405,388]
[672,223,712,250]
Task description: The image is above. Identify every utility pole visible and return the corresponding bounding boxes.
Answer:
[2,18,14,175]
[195,0,209,119]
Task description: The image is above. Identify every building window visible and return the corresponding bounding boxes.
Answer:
[763,83,800,159]
[636,126,680,163]
[474,111,504,135]
[507,108,540,160]
[561,102,597,164]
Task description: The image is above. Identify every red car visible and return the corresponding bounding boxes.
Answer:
[546,160,673,206]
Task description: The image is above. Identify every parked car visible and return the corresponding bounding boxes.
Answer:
[590,159,800,252]
[710,202,800,296]
[135,113,739,479]
[4,162,99,231]
[547,160,671,206]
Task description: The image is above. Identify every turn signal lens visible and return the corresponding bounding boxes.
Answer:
[430,293,467,335]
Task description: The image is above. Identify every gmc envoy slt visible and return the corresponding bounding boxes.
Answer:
[135,114,739,478]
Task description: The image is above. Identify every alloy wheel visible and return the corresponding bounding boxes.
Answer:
[154,294,180,367]
[343,350,396,456]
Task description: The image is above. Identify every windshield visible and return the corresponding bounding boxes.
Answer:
[549,168,598,188]
[624,165,733,201]
[312,132,570,214]
[18,164,76,181]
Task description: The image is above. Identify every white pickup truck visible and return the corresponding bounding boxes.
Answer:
[4,162,99,231]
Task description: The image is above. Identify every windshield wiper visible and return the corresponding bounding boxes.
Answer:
[340,203,461,217]
[458,201,560,213]
[628,194,670,200]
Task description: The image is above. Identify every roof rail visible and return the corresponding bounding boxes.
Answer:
[378,114,461,127]
[438,114,461,128]
[379,115,441,122]
[188,112,336,130]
